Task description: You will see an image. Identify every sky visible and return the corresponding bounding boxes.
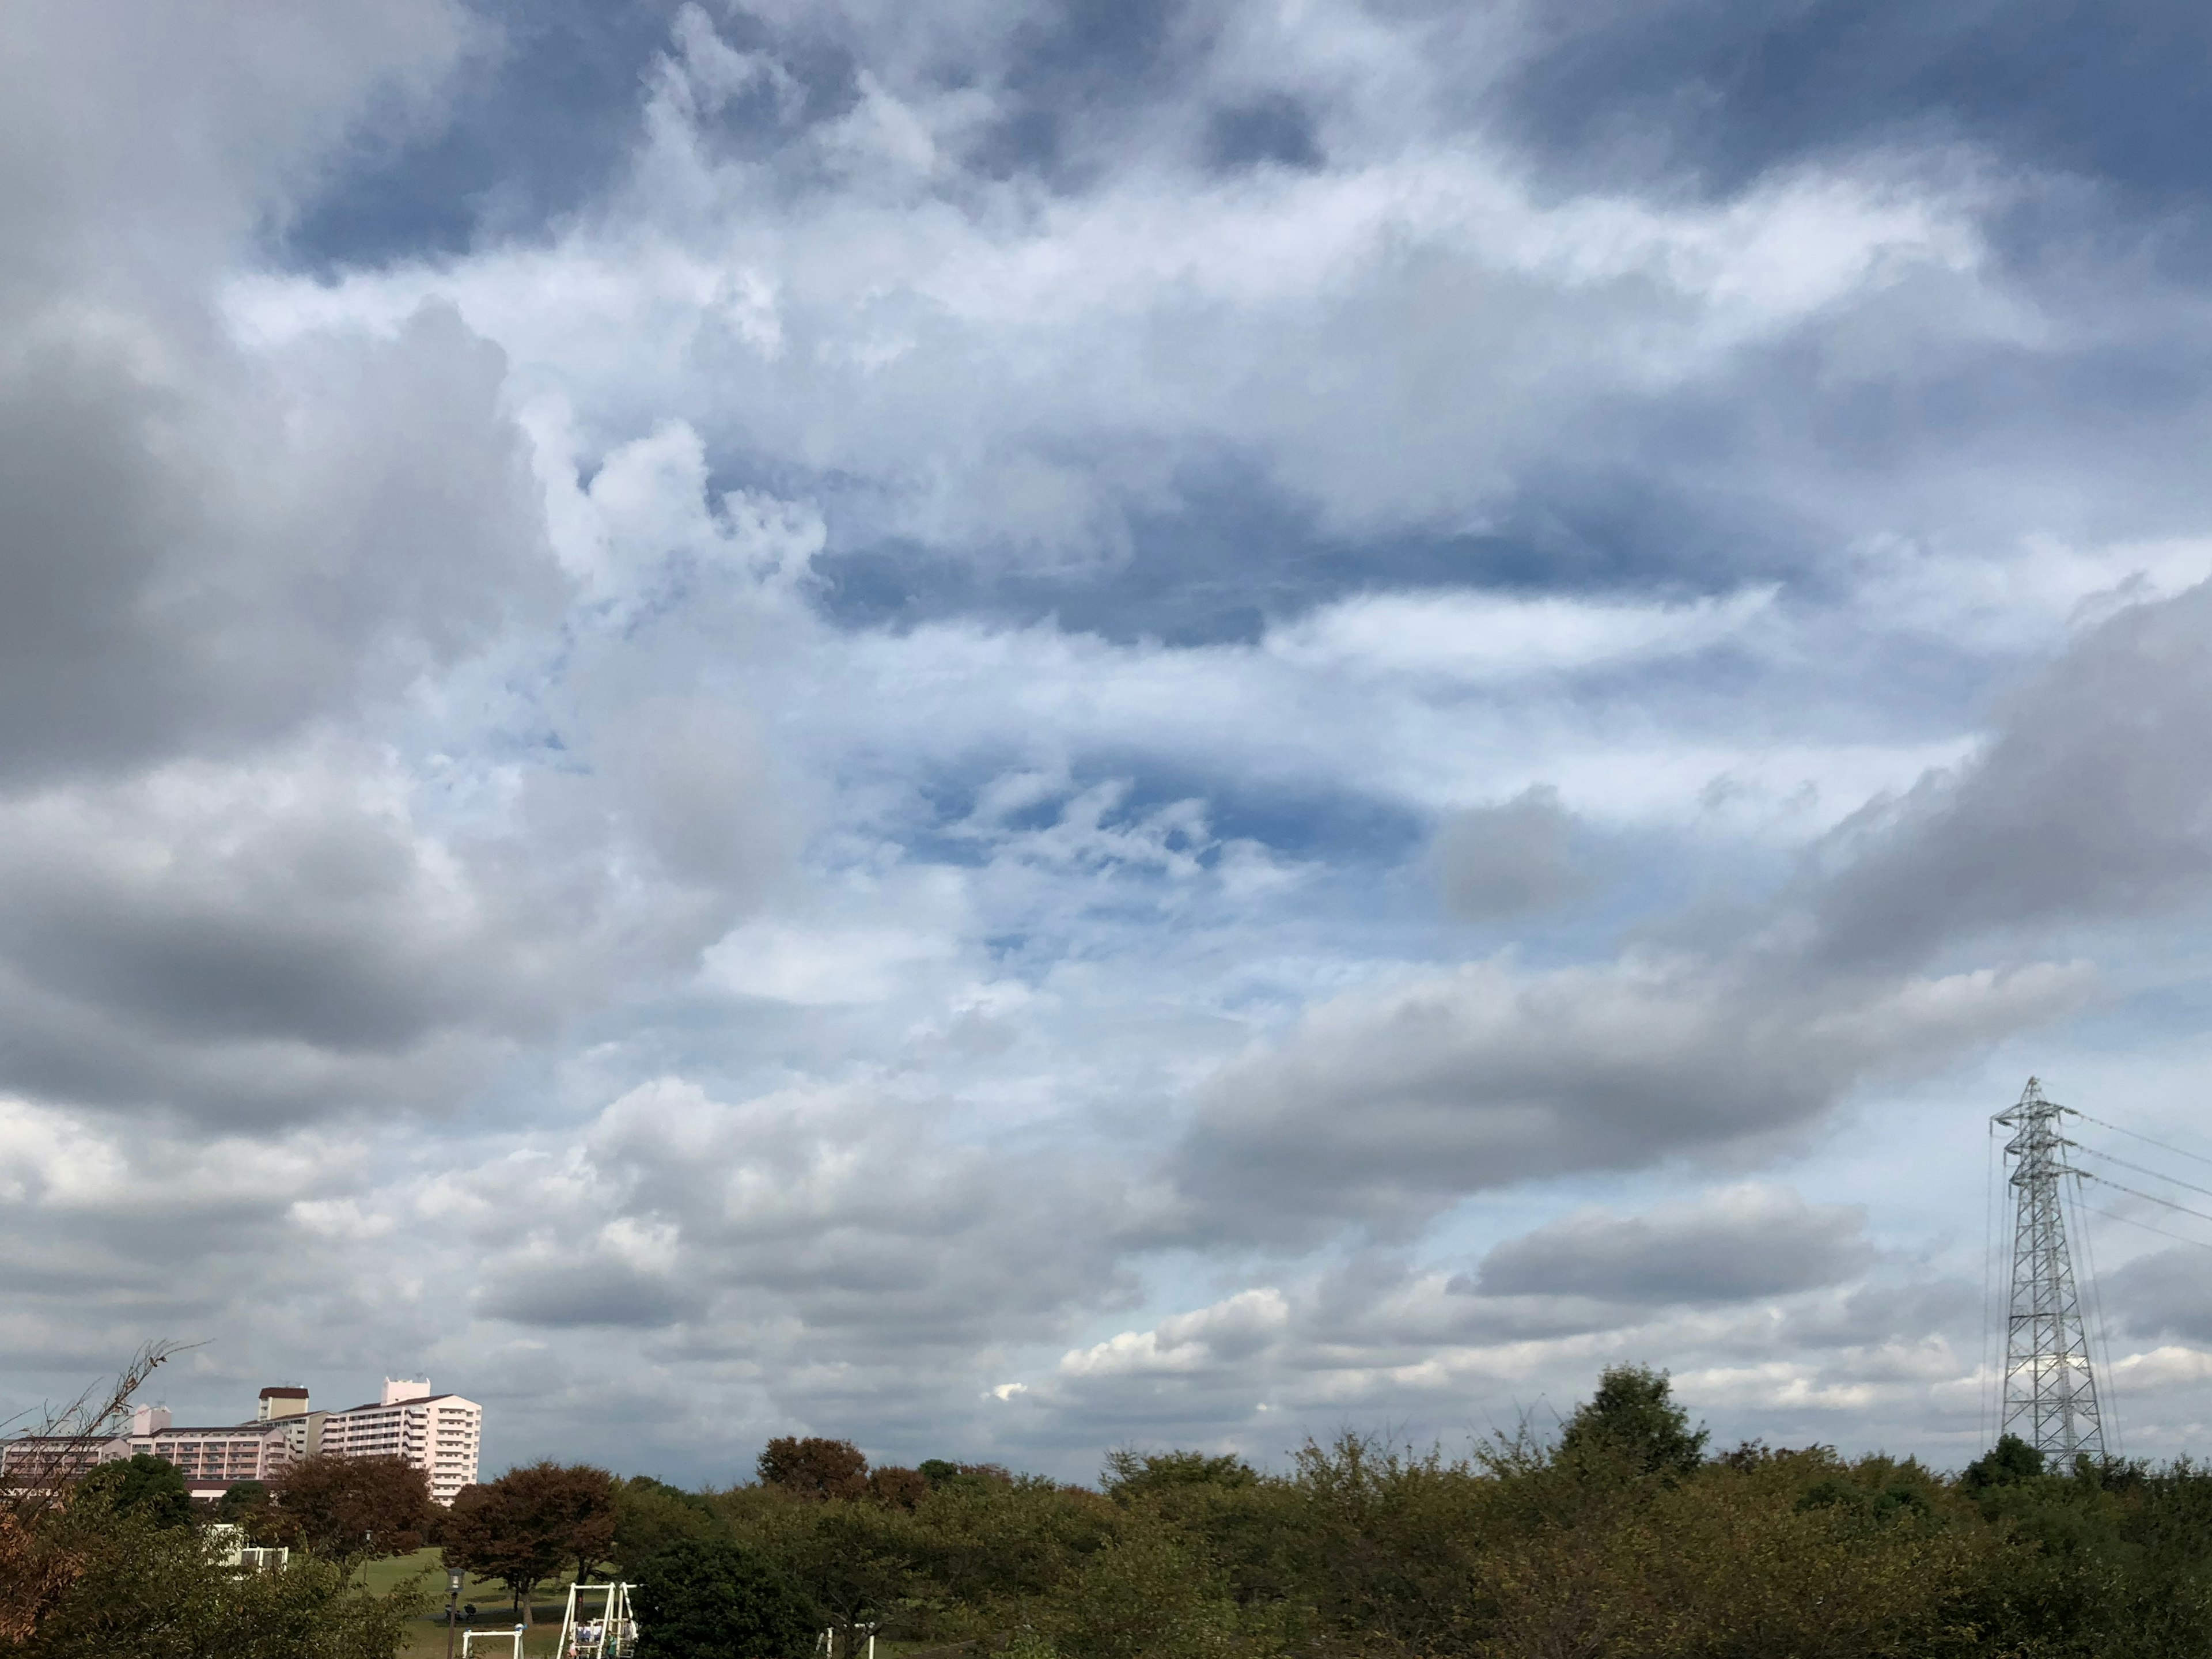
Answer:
[8,0,2212,1486]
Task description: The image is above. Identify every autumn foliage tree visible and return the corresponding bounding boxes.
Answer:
[757,1437,868,1502]
[443,1462,618,1626]
[266,1453,434,1559]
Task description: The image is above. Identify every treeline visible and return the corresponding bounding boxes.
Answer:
[14,1362,2212,1657]
[590,1368,2212,1659]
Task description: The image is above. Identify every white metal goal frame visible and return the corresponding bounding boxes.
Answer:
[460,1629,525,1659]
[557,1581,639,1659]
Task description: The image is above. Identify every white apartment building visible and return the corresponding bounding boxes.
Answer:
[318,1379,482,1506]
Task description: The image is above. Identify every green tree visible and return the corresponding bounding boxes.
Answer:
[1040,1524,1254,1659]
[75,1454,192,1529]
[612,1477,726,1577]
[632,1536,817,1659]
[20,1501,420,1659]
[1103,1450,1258,1501]
[215,1479,270,1524]
[1556,1363,1709,1478]
[1963,1433,2047,1490]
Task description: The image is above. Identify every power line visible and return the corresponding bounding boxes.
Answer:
[2066,1172,2123,1459]
[2076,1199,2212,1255]
[2074,1168,2212,1231]
[2068,1108,2212,1173]
[2070,1142,2212,1205]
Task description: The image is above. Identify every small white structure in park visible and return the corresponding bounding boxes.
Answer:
[206,1524,288,1572]
[558,1582,639,1659]
[460,1629,524,1658]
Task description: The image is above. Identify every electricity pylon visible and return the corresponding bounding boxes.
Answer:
[1993,1077,2106,1460]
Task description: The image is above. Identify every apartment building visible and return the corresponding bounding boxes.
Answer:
[0,1404,295,1501]
[119,1406,297,1498]
[319,1379,482,1506]
[1,1377,482,1505]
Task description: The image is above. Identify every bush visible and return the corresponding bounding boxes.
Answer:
[633,1536,817,1659]
[17,1500,420,1659]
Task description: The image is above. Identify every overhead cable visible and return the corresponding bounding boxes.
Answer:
[2069,1108,2212,1172]
[2073,1168,2212,1230]
[2070,1142,2212,1204]
[2077,1200,2212,1255]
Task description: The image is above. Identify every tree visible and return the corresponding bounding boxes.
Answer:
[214,1479,268,1524]
[442,1463,617,1626]
[1964,1433,2047,1490]
[266,1455,434,1559]
[18,1501,422,1658]
[632,1536,816,1659]
[757,1438,868,1502]
[75,1455,192,1530]
[613,1477,726,1577]
[916,1459,1012,1493]
[867,1467,929,1510]
[2,1342,183,1532]
[1102,1450,1258,1501]
[1556,1364,1709,1478]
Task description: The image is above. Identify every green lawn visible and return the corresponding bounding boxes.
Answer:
[362,1548,597,1659]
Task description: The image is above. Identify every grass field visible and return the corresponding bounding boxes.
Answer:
[360,1549,596,1659]
[361,1553,961,1659]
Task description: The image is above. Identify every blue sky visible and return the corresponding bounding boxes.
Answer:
[7,0,2212,1483]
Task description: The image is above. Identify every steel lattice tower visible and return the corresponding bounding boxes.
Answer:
[1993,1077,2105,1460]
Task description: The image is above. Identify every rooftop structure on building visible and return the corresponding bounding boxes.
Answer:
[1,1376,482,1505]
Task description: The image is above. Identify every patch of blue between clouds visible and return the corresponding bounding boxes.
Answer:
[896,757,1431,873]
[965,0,1187,183]
[272,0,864,273]
[801,455,1824,646]
[1204,94,1325,173]
[1502,0,2212,243]
[276,0,687,270]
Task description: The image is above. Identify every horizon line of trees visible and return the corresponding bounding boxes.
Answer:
[13,1356,2212,1657]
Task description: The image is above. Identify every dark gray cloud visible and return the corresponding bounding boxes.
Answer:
[1173,953,2076,1237]
[1810,578,2212,968]
[1434,786,1593,921]
[1474,1185,1870,1302]
[2104,1246,2212,1344]
[0,306,556,783]
[478,1256,706,1329]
